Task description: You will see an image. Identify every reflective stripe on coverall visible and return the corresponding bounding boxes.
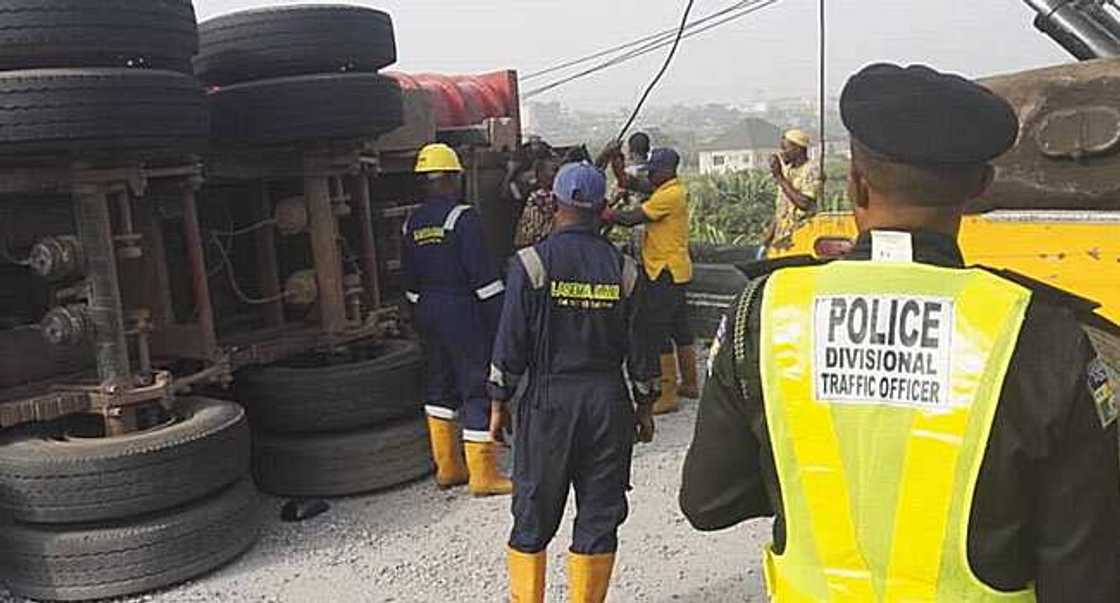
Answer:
[403,196,503,441]
[489,225,655,555]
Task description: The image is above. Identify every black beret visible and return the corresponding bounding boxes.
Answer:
[840,63,1019,164]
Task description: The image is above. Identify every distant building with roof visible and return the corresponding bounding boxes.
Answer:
[697,117,783,175]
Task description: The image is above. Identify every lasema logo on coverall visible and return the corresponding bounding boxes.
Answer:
[412,226,445,246]
[550,280,621,310]
[813,295,954,408]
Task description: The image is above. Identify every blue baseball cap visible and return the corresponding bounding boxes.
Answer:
[553,162,607,211]
[648,148,681,171]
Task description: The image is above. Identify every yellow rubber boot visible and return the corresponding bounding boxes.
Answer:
[508,547,546,603]
[653,353,681,415]
[568,552,616,603]
[677,345,701,399]
[426,417,468,489]
[464,441,513,497]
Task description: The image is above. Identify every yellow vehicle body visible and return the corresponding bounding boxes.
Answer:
[773,211,1120,323]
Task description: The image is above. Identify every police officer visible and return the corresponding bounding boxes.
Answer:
[404,143,511,497]
[488,162,660,603]
[680,64,1120,601]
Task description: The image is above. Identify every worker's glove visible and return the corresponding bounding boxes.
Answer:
[631,379,660,407]
[635,404,656,444]
[489,400,512,446]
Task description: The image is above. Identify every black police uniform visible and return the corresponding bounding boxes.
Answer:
[680,63,1120,601]
[680,232,1120,601]
[489,224,659,555]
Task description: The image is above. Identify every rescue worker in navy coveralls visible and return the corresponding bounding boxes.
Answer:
[403,143,512,497]
[488,162,660,602]
[680,64,1120,601]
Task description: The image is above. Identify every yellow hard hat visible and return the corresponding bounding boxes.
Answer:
[415,143,463,174]
[784,129,812,149]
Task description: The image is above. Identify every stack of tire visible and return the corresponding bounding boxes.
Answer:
[0,0,209,159]
[0,399,259,601]
[239,340,432,497]
[197,5,428,498]
[197,4,404,145]
[0,2,259,600]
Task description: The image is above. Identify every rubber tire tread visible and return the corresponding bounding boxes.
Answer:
[195,4,396,86]
[0,477,262,602]
[0,68,208,156]
[688,263,750,296]
[688,293,735,342]
[209,73,403,144]
[689,244,762,265]
[0,0,198,73]
[253,417,433,497]
[239,339,423,434]
[0,396,250,524]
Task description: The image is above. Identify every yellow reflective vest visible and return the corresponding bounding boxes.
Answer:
[759,260,1036,602]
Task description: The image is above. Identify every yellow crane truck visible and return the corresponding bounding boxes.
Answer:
[772,1,1120,324]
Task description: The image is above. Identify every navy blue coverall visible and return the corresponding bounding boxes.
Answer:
[488,224,659,555]
[403,195,504,441]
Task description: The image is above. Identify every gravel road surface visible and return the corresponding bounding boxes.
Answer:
[1,392,773,602]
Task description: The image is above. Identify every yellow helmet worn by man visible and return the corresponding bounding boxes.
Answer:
[415,143,464,174]
[680,63,1120,602]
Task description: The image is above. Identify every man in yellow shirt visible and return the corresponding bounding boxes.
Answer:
[764,129,820,253]
[604,148,697,413]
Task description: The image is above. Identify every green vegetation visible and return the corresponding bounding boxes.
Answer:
[684,159,850,246]
[684,170,775,246]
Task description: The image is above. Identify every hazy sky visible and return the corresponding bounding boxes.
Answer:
[194,0,1071,110]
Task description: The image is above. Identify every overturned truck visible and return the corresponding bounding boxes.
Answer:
[0,3,520,600]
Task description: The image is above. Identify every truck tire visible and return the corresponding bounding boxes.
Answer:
[209,73,404,144]
[0,397,249,524]
[253,417,433,497]
[689,244,762,265]
[0,477,261,602]
[689,263,750,297]
[688,292,735,342]
[195,5,396,86]
[0,0,198,73]
[239,339,423,434]
[0,68,208,156]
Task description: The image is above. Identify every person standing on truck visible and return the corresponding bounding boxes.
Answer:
[403,143,512,498]
[680,63,1120,601]
[763,129,820,253]
[489,162,660,603]
[604,148,701,411]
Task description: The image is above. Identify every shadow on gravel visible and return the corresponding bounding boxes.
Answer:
[655,572,766,602]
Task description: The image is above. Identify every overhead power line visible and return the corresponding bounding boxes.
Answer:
[819,0,828,208]
[523,0,780,100]
[522,0,766,82]
[617,0,698,140]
